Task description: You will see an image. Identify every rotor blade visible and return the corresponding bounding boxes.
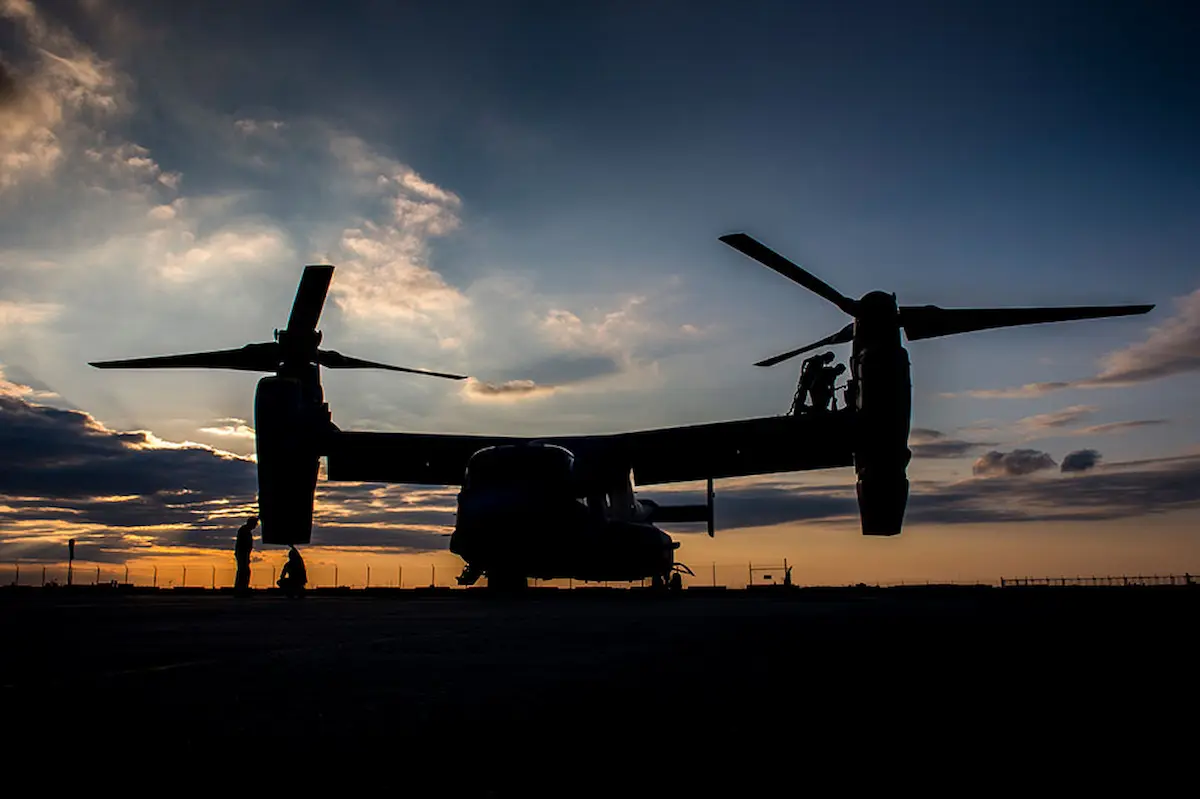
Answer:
[719,233,858,315]
[90,342,281,372]
[286,264,335,333]
[753,323,855,368]
[899,304,1155,341]
[316,349,467,380]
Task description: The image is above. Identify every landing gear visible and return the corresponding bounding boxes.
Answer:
[651,570,685,593]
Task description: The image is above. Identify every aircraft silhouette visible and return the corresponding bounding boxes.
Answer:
[90,240,1153,588]
[718,232,1152,532]
[91,265,722,590]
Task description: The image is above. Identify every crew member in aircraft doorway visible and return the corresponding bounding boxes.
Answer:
[811,362,846,412]
[234,515,257,595]
[278,546,307,598]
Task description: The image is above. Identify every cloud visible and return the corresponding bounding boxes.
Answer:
[0,363,58,400]
[951,287,1200,398]
[973,415,1170,444]
[323,135,468,335]
[234,119,285,136]
[949,382,1071,399]
[197,419,256,440]
[461,378,556,402]
[454,353,628,405]
[0,59,16,103]
[0,370,453,561]
[153,225,292,282]
[909,428,994,459]
[1018,405,1097,430]
[534,294,707,383]
[0,0,127,191]
[660,452,1200,532]
[0,299,60,328]
[0,382,255,504]
[1061,449,1101,473]
[1075,419,1168,435]
[0,4,473,455]
[972,449,1057,477]
[540,297,652,354]
[1085,289,1200,386]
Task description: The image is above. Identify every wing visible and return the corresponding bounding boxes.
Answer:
[324,412,854,486]
[592,412,854,484]
[326,431,532,485]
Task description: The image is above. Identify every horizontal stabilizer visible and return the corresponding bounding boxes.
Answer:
[642,477,716,536]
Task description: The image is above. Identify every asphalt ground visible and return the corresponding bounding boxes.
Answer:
[2,585,1194,785]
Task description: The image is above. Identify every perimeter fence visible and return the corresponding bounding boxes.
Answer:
[1,560,801,590]
[2,560,1195,592]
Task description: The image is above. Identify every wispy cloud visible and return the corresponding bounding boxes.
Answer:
[1017,405,1096,430]
[667,451,1200,532]
[948,381,1071,399]
[1075,419,1168,435]
[967,414,1169,444]
[909,427,995,459]
[321,135,469,343]
[461,377,556,402]
[534,294,708,386]
[0,363,57,399]
[1086,289,1200,386]
[0,299,60,328]
[234,118,286,136]
[0,0,123,190]
[197,419,256,439]
[949,287,1200,398]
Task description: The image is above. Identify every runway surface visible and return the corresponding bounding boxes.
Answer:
[3,585,1194,777]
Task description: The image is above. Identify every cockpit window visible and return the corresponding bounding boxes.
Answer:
[464,445,575,490]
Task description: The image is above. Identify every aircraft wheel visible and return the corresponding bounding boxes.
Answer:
[669,572,683,592]
[651,574,665,590]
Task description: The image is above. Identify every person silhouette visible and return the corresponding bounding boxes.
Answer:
[794,352,837,413]
[277,546,307,598]
[234,516,257,594]
[810,359,845,412]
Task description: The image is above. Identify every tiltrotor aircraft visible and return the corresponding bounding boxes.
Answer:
[90,235,1152,589]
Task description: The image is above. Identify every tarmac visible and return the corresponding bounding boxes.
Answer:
[3,584,1195,780]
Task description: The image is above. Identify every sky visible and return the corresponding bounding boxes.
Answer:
[1,0,1198,586]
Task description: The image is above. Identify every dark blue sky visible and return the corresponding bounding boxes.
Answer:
[61,0,1191,305]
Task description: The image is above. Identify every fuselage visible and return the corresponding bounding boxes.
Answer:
[448,443,678,582]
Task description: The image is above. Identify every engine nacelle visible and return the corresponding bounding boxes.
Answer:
[851,342,912,535]
[254,375,324,545]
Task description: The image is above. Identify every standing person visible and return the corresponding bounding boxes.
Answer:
[277,546,307,598]
[234,516,257,594]
[809,359,845,412]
